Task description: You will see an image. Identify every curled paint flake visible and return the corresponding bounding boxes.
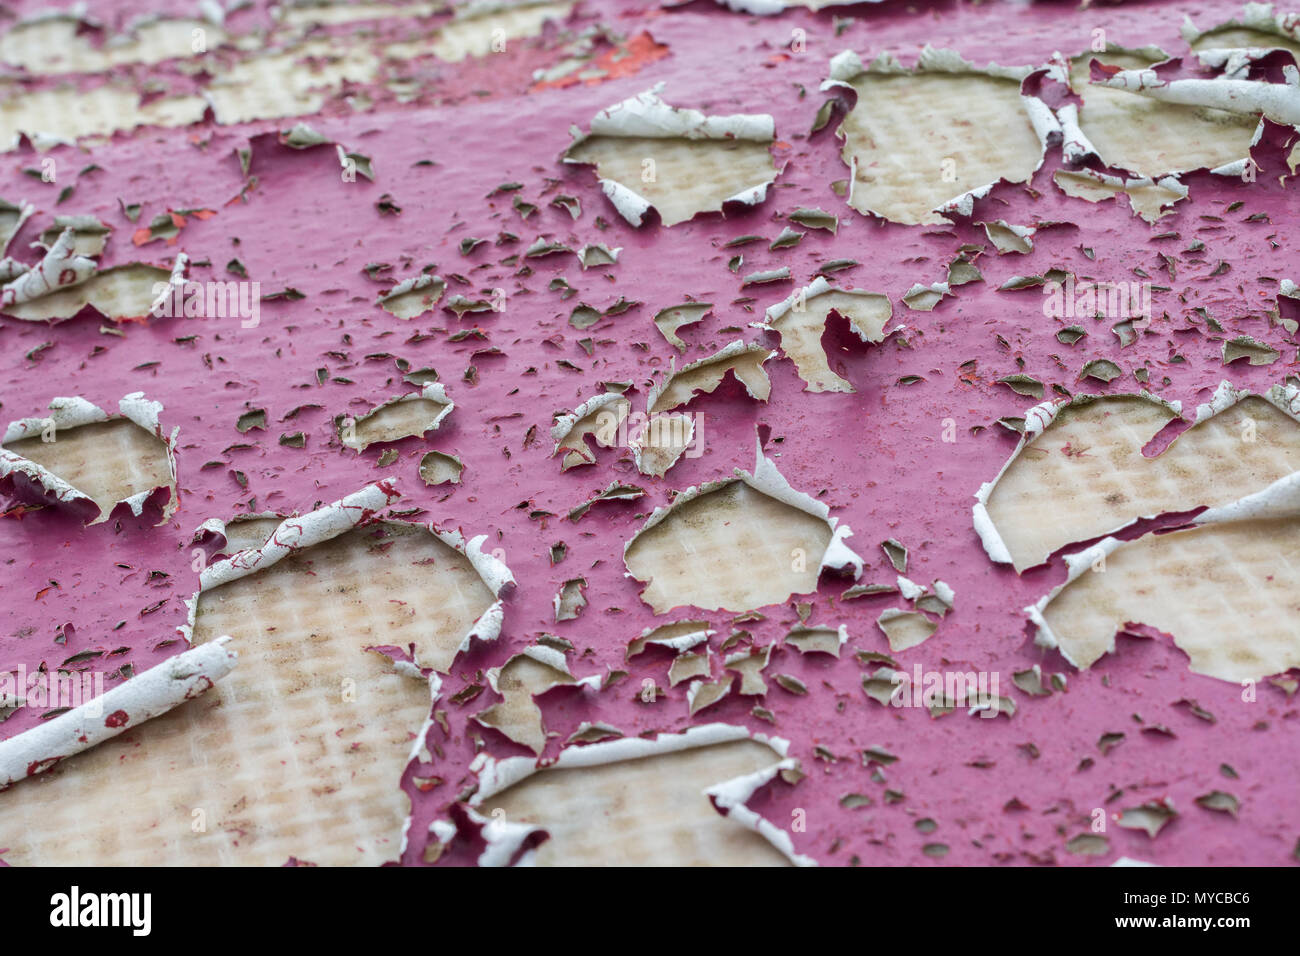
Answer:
[647,340,774,413]
[624,442,863,613]
[378,275,446,319]
[0,229,96,309]
[550,391,630,470]
[338,383,454,452]
[758,278,897,393]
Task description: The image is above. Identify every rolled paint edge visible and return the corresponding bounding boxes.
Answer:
[0,637,237,788]
[198,481,402,591]
[1094,69,1300,126]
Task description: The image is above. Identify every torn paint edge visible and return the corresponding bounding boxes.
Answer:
[563,83,779,227]
[0,391,180,522]
[623,439,864,592]
[821,46,1061,224]
[1092,64,1300,127]
[705,758,816,866]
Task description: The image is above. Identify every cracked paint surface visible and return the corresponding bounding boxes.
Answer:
[0,0,1299,867]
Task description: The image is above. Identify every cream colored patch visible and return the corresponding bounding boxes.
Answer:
[4,419,173,523]
[982,220,1032,254]
[379,278,445,319]
[688,675,733,714]
[0,83,207,152]
[654,302,712,351]
[985,395,1300,572]
[1038,517,1300,682]
[0,18,223,73]
[624,480,832,613]
[419,451,463,485]
[626,620,710,659]
[726,646,772,695]
[838,72,1041,225]
[2,265,171,321]
[206,37,381,126]
[1069,51,1256,177]
[768,289,891,392]
[479,740,792,865]
[0,651,428,866]
[785,626,844,656]
[0,5,571,150]
[428,2,574,62]
[0,524,468,863]
[876,609,936,652]
[554,395,630,470]
[567,136,776,227]
[0,200,32,252]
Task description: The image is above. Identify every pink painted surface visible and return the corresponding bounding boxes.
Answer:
[0,0,1296,865]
